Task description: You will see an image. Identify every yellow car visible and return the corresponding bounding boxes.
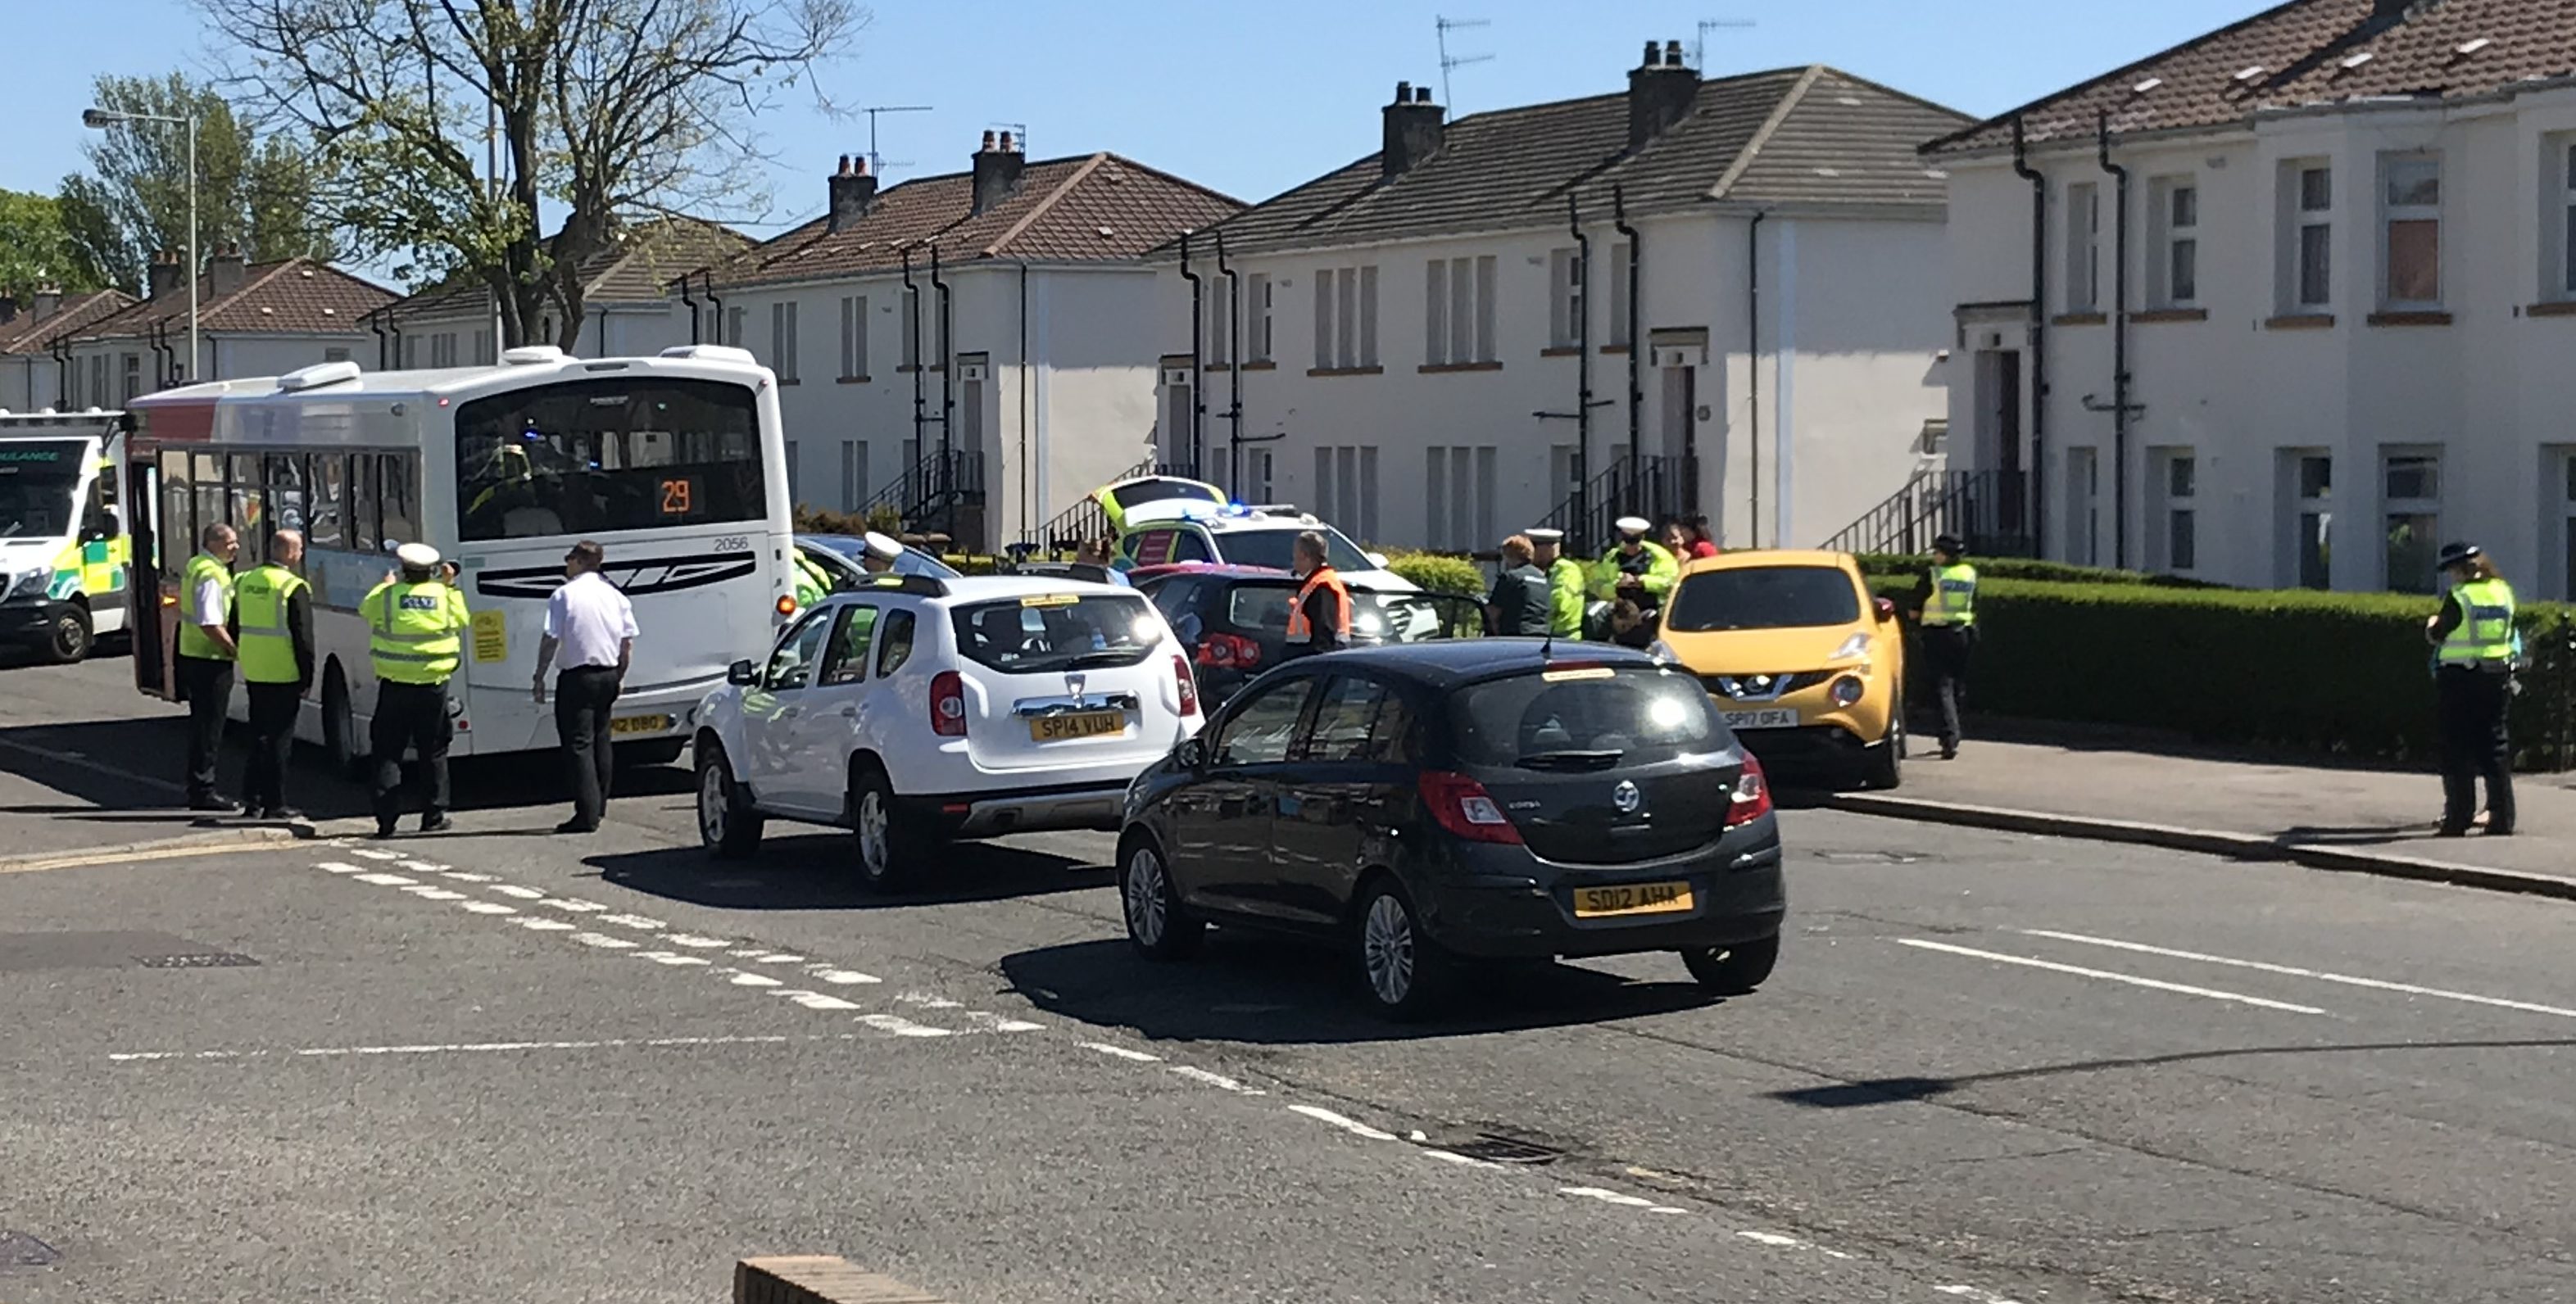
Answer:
[1651,549,1906,789]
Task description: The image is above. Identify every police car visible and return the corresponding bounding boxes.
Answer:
[1114,499,1418,594]
[692,571,1203,889]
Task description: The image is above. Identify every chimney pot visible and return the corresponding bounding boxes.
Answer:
[855,155,871,175]
[1665,38,1684,66]
[999,130,1014,153]
[145,250,184,300]
[980,129,997,152]
[1628,38,1699,148]
[971,130,1027,215]
[1415,86,1431,103]
[828,149,879,232]
[1641,40,1658,66]
[1395,80,1412,102]
[1381,79,1446,180]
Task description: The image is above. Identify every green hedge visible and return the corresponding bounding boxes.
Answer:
[1381,550,1487,597]
[1856,552,2227,588]
[1870,575,2576,766]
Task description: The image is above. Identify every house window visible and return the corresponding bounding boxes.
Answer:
[1425,255,1496,365]
[901,287,920,369]
[2380,154,2441,307]
[841,439,867,509]
[2280,451,2332,589]
[839,296,868,379]
[1424,445,1498,552]
[324,347,351,364]
[1607,242,1633,346]
[2148,449,2197,572]
[2382,449,2440,593]
[2280,163,2333,309]
[471,329,493,364]
[1247,274,1272,363]
[401,335,420,369]
[1208,274,1233,366]
[88,355,107,409]
[121,353,140,403]
[2063,445,2098,565]
[1548,247,1585,349]
[1313,265,1378,369]
[723,306,744,351]
[2150,178,2198,307]
[2066,182,2101,313]
[770,301,799,382]
[2553,139,2576,300]
[430,333,458,368]
[1313,444,1380,541]
[1242,446,1275,503]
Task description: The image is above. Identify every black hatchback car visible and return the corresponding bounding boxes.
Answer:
[1116,640,1785,1019]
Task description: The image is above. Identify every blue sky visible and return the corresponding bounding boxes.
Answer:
[7,0,2262,256]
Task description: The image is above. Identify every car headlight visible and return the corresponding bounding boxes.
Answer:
[5,567,47,601]
[1831,632,1873,660]
[1830,674,1866,707]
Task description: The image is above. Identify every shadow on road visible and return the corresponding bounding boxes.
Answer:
[1000,933,1721,1045]
[586,834,1106,911]
[1770,1036,2576,1109]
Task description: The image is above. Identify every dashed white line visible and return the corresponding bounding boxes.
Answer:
[1560,1186,1661,1209]
[395,860,448,873]
[896,992,964,1009]
[1165,1064,1260,1094]
[725,971,783,988]
[1737,1230,1803,1247]
[751,953,805,964]
[314,862,364,875]
[458,901,518,916]
[539,898,605,913]
[1288,1105,1400,1143]
[1934,1286,2027,1304]
[856,1013,955,1038]
[596,912,666,930]
[1081,1042,1162,1063]
[2021,928,2576,1021]
[959,1011,1045,1034]
[805,967,882,985]
[636,951,711,967]
[441,871,497,882]
[491,885,546,900]
[111,1033,859,1062]
[344,848,399,861]
[401,887,468,901]
[1419,1149,1503,1170]
[779,990,862,1011]
[573,932,637,949]
[664,934,732,949]
[510,917,578,932]
[1895,939,2328,1015]
[351,872,416,886]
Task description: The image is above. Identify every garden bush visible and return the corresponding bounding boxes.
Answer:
[1380,550,1488,597]
[1855,552,2225,588]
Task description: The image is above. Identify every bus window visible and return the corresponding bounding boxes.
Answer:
[350,454,379,554]
[307,453,345,550]
[379,452,420,548]
[229,455,265,564]
[159,450,191,573]
[265,455,306,539]
[456,377,764,541]
[192,453,225,557]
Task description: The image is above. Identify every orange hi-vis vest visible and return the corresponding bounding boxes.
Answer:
[1285,567,1353,644]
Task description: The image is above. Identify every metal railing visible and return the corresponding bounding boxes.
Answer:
[1821,469,2034,559]
[1541,454,1694,555]
[856,448,986,532]
[1032,455,1171,552]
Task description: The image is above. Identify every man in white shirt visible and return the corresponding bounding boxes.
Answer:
[177,523,242,811]
[532,539,637,833]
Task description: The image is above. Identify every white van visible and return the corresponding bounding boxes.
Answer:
[0,412,129,663]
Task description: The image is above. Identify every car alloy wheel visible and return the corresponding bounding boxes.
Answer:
[47,609,91,663]
[1363,892,1416,1007]
[697,762,730,845]
[1126,845,1168,946]
[857,787,893,876]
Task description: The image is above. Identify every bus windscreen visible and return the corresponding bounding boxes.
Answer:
[0,441,88,540]
[456,378,765,541]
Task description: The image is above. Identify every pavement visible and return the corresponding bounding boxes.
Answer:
[9,651,2576,1302]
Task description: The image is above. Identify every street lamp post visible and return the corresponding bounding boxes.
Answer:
[83,106,198,386]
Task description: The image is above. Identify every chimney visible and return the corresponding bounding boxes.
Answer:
[1381,79,1446,180]
[146,249,184,300]
[971,129,1025,217]
[1628,38,1699,148]
[32,286,61,320]
[828,155,878,233]
[0,297,16,327]
[208,243,248,299]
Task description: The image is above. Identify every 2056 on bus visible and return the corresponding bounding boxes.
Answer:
[121,345,798,768]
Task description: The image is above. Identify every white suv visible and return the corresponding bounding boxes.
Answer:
[692,573,1203,888]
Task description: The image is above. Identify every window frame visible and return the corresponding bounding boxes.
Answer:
[2379,152,2442,309]
[761,607,837,692]
[839,294,869,380]
[1210,672,1317,767]
[2147,447,2197,573]
[1298,672,1413,764]
[2380,446,2442,593]
[2151,177,2199,308]
[817,601,879,686]
[770,301,800,383]
[2065,181,2101,313]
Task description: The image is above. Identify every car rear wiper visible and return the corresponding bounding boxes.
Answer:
[1514,749,1624,772]
[1056,649,1149,669]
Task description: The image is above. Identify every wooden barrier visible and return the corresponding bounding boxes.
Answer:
[735,1256,952,1304]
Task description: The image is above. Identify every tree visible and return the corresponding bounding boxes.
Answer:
[0,189,104,296]
[55,72,333,296]
[204,0,862,352]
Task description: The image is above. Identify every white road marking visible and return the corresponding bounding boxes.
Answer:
[1738,1230,1802,1247]
[539,898,605,912]
[1418,1149,1503,1170]
[665,934,732,949]
[596,912,666,930]
[109,1033,854,1062]
[636,951,711,967]
[492,885,546,899]
[1288,1105,1399,1143]
[1166,1064,1260,1094]
[2022,928,2576,1021]
[1934,1286,2027,1304]
[805,967,882,985]
[573,932,637,949]
[896,992,964,1009]
[401,887,468,901]
[1895,939,2328,1015]
[441,872,497,883]
[727,948,767,958]
[314,862,365,875]
[780,990,862,1011]
[510,917,578,932]
[458,901,518,916]
[856,1013,955,1038]
[959,1012,1045,1034]
[395,860,448,873]
[351,872,416,886]
[751,953,805,963]
[1559,1186,1658,1209]
[726,971,783,987]
[1080,1042,1162,1062]
[345,848,399,861]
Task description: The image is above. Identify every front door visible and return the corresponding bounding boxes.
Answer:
[1980,350,2025,538]
[789,603,881,807]
[125,454,172,699]
[1661,364,1698,514]
[2063,446,2099,567]
[1268,674,1412,925]
[746,609,838,814]
[1168,673,1314,916]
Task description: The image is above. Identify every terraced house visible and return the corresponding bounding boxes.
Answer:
[690,134,1240,553]
[1150,41,1967,555]
[1931,0,2576,595]
[0,288,135,413]
[364,217,751,369]
[61,248,393,404]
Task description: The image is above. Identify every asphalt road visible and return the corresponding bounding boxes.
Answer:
[7,654,2576,1303]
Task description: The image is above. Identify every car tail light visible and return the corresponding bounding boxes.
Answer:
[930,670,968,737]
[1195,632,1263,668]
[1724,753,1774,827]
[1173,654,1199,717]
[1417,770,1523,844]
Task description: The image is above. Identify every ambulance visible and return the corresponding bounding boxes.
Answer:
[0,411,129,663]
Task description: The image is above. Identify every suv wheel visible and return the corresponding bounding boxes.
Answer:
[1120,835,1202,959]
[695,740,764,859]
[850,766,918,892]
[1680,935,1780,994]
[43,604,92,664]
[1354,879,1449,1021]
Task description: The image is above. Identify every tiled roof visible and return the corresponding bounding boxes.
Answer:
[77,258,395,341]
[1926,0,2576,155]
[699,153,1241,289]
[378,216,753,320]
[1195,66,1969,256]
[0,291,138,355]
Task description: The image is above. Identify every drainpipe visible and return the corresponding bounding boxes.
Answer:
[1216,229,1244,496]
[1018,260,1031,548]
[1748,211,1764,546]
[388,318,405,372]
[932,244,955,541]
[1178,231,1203,479]
[903,247,924,498]
[370,312,388,371]
[595,307,608,358]
[51,334,69,409]
[1567,192,1593,556]
[678,274,699,345]
[705,278,724,347]
[2011,118,2049,559]
[1612,185,1644,513]
[2097,111,2132,570]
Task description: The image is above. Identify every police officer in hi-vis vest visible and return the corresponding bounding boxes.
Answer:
[2425,541,2517,837]
[361,543,471,839]
[176,523,243,812]
[1909,533,1979,760]
[228,530,315,820]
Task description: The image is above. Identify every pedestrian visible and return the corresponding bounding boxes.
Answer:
[176,522,242,813]
[1607,598,1657,650]
[2425,541,2517,837]
[1683,514,1721,559]
[1283,529,1352,658]
[1909,532,1978,760]
[1659,518,1694,561]
[229,529,314,820]
[361,542,469,839]
[1077,535,1132,586]
[1485,534,1552,636]
[859,530,908,582]
[533,539,638,835]
[791,546,832,610]
[1526,527,1587,638]
[1589,516,1679,617]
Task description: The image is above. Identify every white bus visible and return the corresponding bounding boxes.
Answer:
[123,345,796,768]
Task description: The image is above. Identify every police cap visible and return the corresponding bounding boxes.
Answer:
[1525,527,1565,544]
[1931,533,1963,555]
[2437,541,2483,569]
[395,542,442,570]
[1614,516,1651,537]
[862,531,905,562]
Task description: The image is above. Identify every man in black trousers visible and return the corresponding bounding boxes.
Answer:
[175,523,242,812]
[533,540,637,834]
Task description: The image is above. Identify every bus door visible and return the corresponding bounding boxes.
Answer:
[125,451,175,700]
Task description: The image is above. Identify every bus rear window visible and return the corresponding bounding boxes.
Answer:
[456,378,765,541]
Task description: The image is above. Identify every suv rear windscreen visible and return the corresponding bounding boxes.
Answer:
[950,592,1161,674]
[1211,526,1373,574]
[1665,565,1862,632]
[1448,667,1724,767]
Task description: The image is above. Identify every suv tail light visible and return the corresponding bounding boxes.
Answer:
[1724,753,1773,826]
[930,670,968,737]
[1195,632,1263,668]
[1417,770,1523,844]
[1173,654,1200,717]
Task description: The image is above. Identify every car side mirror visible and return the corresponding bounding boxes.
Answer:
[1177,736,1208,769]
[1874,596,1896,621]
[1364,551,1390,569]
[726,658,758,686]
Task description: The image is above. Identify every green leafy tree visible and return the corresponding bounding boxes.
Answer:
[204,0,862,351]
[0,189,103,295]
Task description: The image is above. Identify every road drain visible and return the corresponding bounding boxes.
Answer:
[1439,1133,1566,1165]
[0,1229,61,1270]
[133,952,261,969]
[1812,850,1929,865]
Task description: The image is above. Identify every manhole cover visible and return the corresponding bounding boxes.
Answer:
[134,952,261,969]
[1812,850,1925,865]
[0,1230,61,1270]
[1442,1133,1565,1165]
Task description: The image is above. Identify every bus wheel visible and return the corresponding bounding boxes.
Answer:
[323,665,364,777]
[42,605,93,665]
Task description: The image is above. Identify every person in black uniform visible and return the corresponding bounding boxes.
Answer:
[1484,534,1552,636]
[2424,541,2517,837]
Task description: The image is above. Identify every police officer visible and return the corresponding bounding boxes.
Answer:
[1526,527,1586,638]
[1590,516,1680,616]
[2426,541,2516,837]
[1909,533,1978,760]
[361,543,469,839]
[176,523,241,812]
[230,530,314,820]
[1283,529,1352,658]
[791,546,832,610]
[1485,534,1552,636]
[859,531,907,579]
